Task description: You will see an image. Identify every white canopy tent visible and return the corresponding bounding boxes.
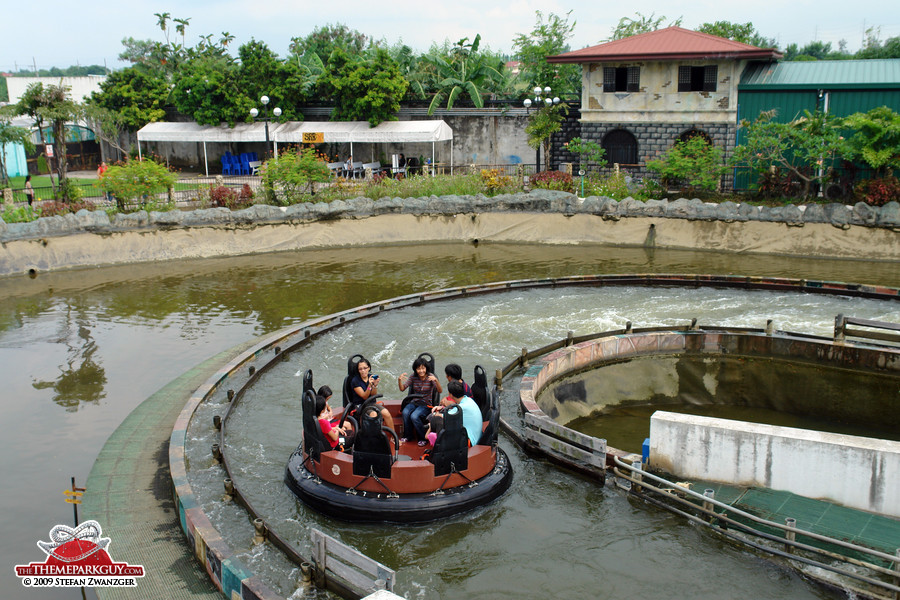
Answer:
[136,120,454,176]
[274,120,453,166]
[136,122,276,176]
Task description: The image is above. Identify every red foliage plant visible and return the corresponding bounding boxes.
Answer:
[38,201,97,217]
[855,176,900,207]
[530,170,574,193]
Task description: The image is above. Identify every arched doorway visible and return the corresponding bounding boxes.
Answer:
[602,129,638,165]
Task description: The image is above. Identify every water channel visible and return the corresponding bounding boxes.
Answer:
[2,242,899,599]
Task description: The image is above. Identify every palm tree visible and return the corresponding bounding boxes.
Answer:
[425,35,504,114]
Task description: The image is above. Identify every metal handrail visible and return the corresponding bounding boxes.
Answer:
[613,456,900,592]
[835,313,900,344]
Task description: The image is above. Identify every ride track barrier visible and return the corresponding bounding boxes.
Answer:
[611,456,900,600]
[169,273,900,600]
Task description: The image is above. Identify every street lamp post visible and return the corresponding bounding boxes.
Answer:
[523,85,560,173]
[250,95,282,157]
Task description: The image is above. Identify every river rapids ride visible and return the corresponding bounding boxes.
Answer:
[285,354,513,523]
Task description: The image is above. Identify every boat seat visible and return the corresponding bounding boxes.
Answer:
[301,390,332,461]
[477,386,500,446]
[428,404,469,476]
[302,369,314,398]
[400,352,439,411]
[340,354,381,426]
[352,406,397,478]
[472,365,490,421]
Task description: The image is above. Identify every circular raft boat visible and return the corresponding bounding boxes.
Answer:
[284,355,513,523]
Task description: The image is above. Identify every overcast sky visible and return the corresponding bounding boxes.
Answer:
[3,0,899,72]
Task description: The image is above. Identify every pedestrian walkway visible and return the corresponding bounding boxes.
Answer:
[696,481,900,566]
[82,341,256,599]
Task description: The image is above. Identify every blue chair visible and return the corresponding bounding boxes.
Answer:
[238,153,251,176]
[221,155,234,175]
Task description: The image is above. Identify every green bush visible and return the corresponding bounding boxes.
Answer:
[2,203,40,223]
[260,148,332,205]
[647,136,726,194]
[99,158,177,211]
[55,178,84,203]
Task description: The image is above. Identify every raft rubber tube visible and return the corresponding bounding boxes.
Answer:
[284,449,513,523]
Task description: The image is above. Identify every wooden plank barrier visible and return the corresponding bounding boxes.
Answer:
[312,529,395,594]
[523,413,607,479]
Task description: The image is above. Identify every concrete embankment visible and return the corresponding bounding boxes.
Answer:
[2,190,899,277]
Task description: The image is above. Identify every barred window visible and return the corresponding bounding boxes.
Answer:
[603,66,640,92]
[678,65,718,92]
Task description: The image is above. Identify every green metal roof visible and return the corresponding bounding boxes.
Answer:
[739,59,900,90]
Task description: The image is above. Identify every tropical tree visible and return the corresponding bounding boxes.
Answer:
[89,67,169,131]
[607,12,682,41]
[317,48,408,126]
[526,101,569,171]
[512,11,581,98]
[289,24,371,64]
[696,21,776,47]
[16,83,50,174]
[0,113,35,188]
[731,110,843,197]
[238,40,304,120]
[840,106,900,177]
[16,83,80,200]
[171,54,251,126]
[424,35,504,114]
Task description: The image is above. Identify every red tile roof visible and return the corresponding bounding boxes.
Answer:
[548,26,782,63]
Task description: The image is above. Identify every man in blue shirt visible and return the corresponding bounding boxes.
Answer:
[446,380,482,447]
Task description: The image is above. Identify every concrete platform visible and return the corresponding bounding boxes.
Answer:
[82,342,255,599]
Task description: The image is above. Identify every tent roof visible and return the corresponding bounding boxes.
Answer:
[137,120,453,144]
[137,121,275,143]
[274,120,453,143]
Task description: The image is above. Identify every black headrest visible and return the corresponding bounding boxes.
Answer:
[430,405,469,475]
[417,352,435,373]
[302,369,314,397]
[347,354,365,376]
[301,390,330,460]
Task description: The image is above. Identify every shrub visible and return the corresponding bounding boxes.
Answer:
[55,178,84,203]
[480,169,514,191]
[99,158,177,211]
[854,176,900,207]
[2,204,40,223]
[531,170,574,193]
[755,167,804,199]
[565,137,608,170]
[647,136,726,194]
[260,148,332,205]
[584,172,665,201]
[208,184,255,210]
[38,200,96,217]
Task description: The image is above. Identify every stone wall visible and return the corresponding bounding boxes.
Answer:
[1,191,898,276]
[551,118,737,188]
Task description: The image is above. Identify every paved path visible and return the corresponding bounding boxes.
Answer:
[82,342,255,599]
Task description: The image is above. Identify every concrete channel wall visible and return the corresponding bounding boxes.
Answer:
[519,327,900,517]
[2,191,900,276]
[649,411,900,518]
